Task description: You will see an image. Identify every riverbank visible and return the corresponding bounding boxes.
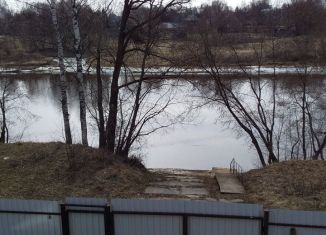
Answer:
[0,142,151,200]
[1,143,325,210]
[242,160,326,210]
[2,57,326,77]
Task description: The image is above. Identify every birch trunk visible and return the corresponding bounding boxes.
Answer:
[71,0,88,146]
[50,0,72,145]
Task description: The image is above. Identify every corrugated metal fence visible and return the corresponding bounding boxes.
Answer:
[266,209,326,235]
[0,198,61,235]
[0,197,325,235]
[112,199,263,235]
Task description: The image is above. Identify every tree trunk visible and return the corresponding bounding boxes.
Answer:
[120,80,142,157]
[311,136,326,160]
[96,47,105,148]
[106,53,122,152]
[268,147,278,164]
[302,81,307,159]
[106,0,130,153]
[71,0,88,146]
[0,106,6,143]
[50,0,72,145]
[218,82,267,167]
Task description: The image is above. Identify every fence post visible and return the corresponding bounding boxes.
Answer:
[263,210,269,235]
[60,204,70,235]
[108,206,115,235]
[183,215,188,235]
[104,206,110,235]
[290,228,297,235]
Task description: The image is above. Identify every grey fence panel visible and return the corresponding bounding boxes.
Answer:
[0,213,62,235]
[0,198,60,213]
[112,199,184,235]
[114,214,182,235]
[0,198,62,235]
[112,199,263,235]
[65,197,108,235]
[189,217,261,235]
[69,212,105,235]
[65,197,108,206]
[183,200,263,216]
[112,198,186,212]
[268,209,326,235]
[184,200,263,235]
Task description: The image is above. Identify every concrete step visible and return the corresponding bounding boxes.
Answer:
[145,169,209,198]
[213,168,245,194]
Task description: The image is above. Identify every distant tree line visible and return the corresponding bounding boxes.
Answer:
[1,0,326,53]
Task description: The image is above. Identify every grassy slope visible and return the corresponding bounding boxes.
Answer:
[0,142,151,200]
[1,142,325,210]
[243,160,326,210]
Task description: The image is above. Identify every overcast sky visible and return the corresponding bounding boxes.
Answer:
[191,0,256,9]
[5,0,285,11]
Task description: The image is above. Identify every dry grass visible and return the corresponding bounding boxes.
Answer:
[2,142,324,209]
[2,34,325,69]
[0,142,151,200]
[93,40,181,68]
[0,36,55,68]
[242,160,326,210]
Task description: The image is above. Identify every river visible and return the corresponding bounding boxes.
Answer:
[2,74,325,170]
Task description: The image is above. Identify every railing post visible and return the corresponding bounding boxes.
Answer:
[183,215,188,235]
[230,159,232,172]
[60,204,70,235]
[263,210,269,235]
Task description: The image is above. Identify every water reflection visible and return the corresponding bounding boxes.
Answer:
[2,74,325,170]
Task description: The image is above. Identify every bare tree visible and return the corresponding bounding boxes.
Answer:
[283,36,326,160]
[114,1,181,157]
[93,3,113,149]
[0,78,26,143]
[307,101,326,160]
[106,0,190,154]
[0,81,9,143]
[189,13,287,166]
[49,0,73,144]
[70,0,88,145]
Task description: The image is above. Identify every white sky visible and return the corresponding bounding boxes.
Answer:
[191,0,251,9]
[5,0,286,11]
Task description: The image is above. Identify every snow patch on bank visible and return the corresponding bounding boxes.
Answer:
[1,57,326,76]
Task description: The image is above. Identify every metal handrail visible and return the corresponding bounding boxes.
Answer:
[229,158,244,182]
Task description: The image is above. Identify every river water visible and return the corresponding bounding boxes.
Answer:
[2,74,325,170]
